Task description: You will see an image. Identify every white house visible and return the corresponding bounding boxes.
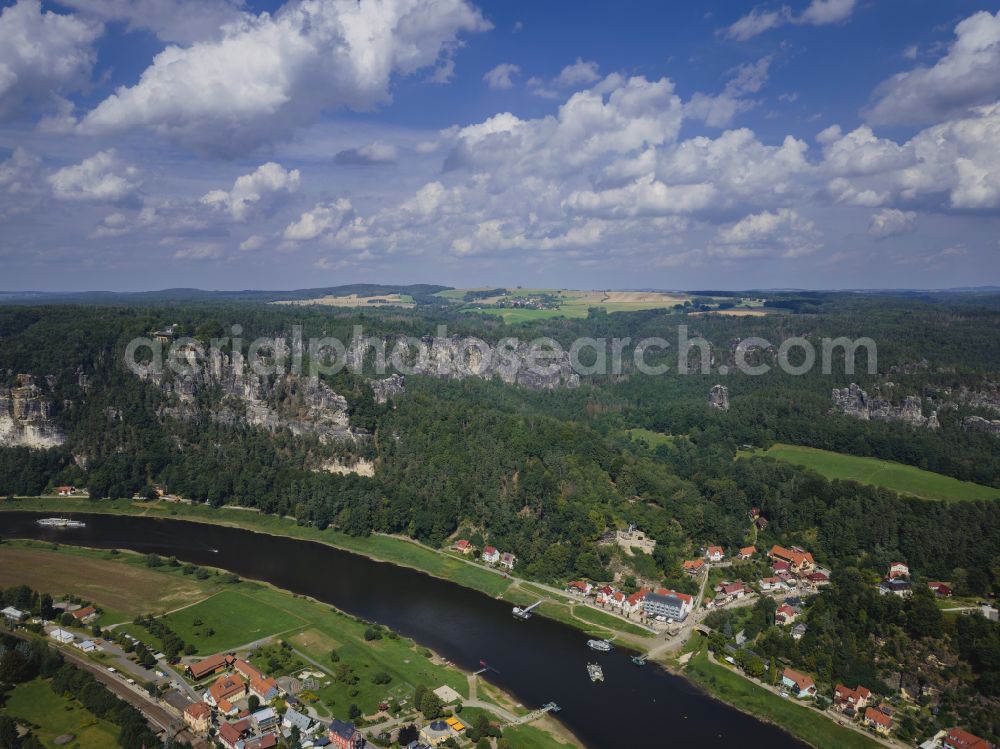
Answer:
[481,546,500,564]
[888,562,910,579]
[1,606,26,622]
[49,628,74,644]
[74,639,98,653]
[499,552,516,570]
[705,546,725,562]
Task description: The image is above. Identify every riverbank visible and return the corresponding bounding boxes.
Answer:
[0,496,656,644]
[0,538,579,749]
[1,498,852,749]
[679,642,884,749]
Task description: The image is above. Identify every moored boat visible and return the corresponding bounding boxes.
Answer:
[587,662,604,682]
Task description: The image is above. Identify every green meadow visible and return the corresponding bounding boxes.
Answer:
[744,443,1000,502]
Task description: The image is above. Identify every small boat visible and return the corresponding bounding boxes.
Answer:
[587,639,612,652]
[587,662,604,682]
[36,517,86,528]
[631,655,647,666]
[512,606,532,620]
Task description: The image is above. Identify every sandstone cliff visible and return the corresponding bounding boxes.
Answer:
[0,374,67,449]
[709,384,730,411]
[831,383,938,429]
[143,350,354,443]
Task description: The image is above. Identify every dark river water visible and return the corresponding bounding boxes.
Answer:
[0,511,808,749]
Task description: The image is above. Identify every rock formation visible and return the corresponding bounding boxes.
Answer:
[962,415,1000,437]
[370,374,405,404]
[831,383,938,429]
[347,334,580,391]
[0,374,67,448]
[142,350,353,443]
[709,384,730,411]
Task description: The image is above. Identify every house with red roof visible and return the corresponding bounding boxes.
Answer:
[834,684,871,713]
[207,673,246,707]
[451,539,472,554]
[187,652,235,680]
[928,581,953,597]
[769,545,815,575]
[183,702,212,733]
[705,546,725,562]
[943,727,994,749]
[218,720,251,749]
[864,706,893,734]
[775,603,800,626]
[683,559,705,574]
[738,546,756,560]
[481,546,500,564]
[566,581,593,596]
[781,667,816,698]
[71,606,97,623]
[888,562,910,580]
[623,589,649,616]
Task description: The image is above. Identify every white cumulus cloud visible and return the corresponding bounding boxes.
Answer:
[866,10,1000,126]
[48,150,140,203]
[200,162,300,220]
[0,0,102,121]
[78,0,490,156]
[483,63,520,90]
[868,208,916,238]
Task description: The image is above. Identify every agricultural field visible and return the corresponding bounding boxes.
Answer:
[741,443,1000,502]
[625,428,679,449]
[272,293,414,307]
[3,678,121,749]
[0,542,220,625]
[460,289,692,322]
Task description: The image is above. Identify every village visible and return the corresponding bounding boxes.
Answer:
[447,525,996,749]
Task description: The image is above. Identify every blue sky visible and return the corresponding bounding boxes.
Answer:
[1,0,999,291]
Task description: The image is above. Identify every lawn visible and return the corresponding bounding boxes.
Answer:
[162,588,309,652]
[684,645,882,749]
[4,678,121,749]
[742,443,1000,502]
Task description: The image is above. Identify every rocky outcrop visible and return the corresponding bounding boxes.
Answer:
[962,415,1000,437]
[953,385,1000,416]
[831,383,938,429]
[370,374,405,404]
[709,384,730,411]
[143,350,353,443]
[0,374,67,448]
[347,335,580,391]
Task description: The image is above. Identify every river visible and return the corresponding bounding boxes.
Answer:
[0,511,809,749]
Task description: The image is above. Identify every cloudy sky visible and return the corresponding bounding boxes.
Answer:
[2,0,1000,291]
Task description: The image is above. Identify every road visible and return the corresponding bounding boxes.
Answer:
[704,650,904,749]
[3,628,209,749]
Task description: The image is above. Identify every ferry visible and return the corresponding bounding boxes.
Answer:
[512,600,542,620]
[587,662,604,682]
[35,517,86,528]
[587,639,612,652]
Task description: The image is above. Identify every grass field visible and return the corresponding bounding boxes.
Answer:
[163,588,310,651]
[4,678,121,749]
[684,645,882,749]
[625,428,679,449]
[742,443,1000,502]
[466,289,691,322]
[0,542,220,625]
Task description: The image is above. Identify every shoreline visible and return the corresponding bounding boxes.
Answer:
[0,536,582,749]
[0,498,875,749]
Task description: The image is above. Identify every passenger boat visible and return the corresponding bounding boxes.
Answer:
[587,638,612,652]
[35,517,86,528]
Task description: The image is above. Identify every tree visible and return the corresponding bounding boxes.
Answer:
[348,703,362,720]
[329,649,340,662]
[398,725,419,745]
[419,690,443,719]
[247,695,260,711]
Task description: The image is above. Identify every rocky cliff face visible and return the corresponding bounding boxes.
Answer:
[962,415,1000,437]
[0,374,67,448]
[347,335,580,390]
[709,384,730,411]
[370,374,406,404]
[143,350,354,443]
[831,383,938,429]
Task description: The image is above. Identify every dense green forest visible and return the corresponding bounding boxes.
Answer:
[1,295,999,591]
